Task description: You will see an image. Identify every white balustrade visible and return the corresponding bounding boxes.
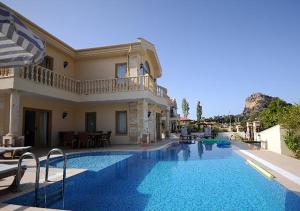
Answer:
[1,65,169,99]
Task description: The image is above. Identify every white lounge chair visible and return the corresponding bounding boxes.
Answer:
[180,127,192,140]
[0,164,26,195]
[0,146,32,159]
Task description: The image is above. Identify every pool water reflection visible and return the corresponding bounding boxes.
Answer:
[7,141,300,211]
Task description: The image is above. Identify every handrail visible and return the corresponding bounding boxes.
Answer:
[16,152,40,206]
[1,65,169,99]
[45,148,67,198]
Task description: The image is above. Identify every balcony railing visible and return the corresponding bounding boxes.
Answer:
[0,68,13,78]
[0,65,168,99]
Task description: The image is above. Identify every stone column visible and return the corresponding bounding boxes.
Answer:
[164,108,170,138]
[128,102,138,143]
[253,121,261,141]
[246,122,253,141]
[3,90,21,146]
[137,99,148,143]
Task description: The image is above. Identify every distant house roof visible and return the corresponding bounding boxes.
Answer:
[179,117,192,122]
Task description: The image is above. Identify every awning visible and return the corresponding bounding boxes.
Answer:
[0,5,45,68]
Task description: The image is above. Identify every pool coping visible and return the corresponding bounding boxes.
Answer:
[233,146,300,195]
[37,140,177,162]
[0,141,177,205]
[239,150,300,186]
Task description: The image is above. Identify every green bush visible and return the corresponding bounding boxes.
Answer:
[279,105,300,158]
[260,98,290,129]
[284,130,300,158]
[211,128,219,138]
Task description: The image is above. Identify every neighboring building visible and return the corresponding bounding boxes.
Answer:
[179,116,193,126]
[0,4,172,146]
[168,98,179,133]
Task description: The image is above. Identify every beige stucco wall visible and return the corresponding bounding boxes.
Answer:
[74,53,153,80]
[45,44,75,78]
[19,97,151,145]
[74,102,133,144]
[259,125,294,156]
[0,92,168,146]
[75,56,128,80]
[21,95,77,146]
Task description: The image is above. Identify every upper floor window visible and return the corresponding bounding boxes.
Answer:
[139,61,151,76]
[40,55,54,70]
[115,63,127,78]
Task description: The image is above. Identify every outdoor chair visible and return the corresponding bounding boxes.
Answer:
[78,132,93,148]
[180,127,192,140]
[102,131,112,146]
[61,131,77,148]
[0,146,32,159]
[94,133,104,147]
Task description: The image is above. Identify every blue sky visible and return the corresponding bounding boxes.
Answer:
[3,0,300,118]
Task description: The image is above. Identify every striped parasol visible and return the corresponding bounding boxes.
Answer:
[0,5,45,68]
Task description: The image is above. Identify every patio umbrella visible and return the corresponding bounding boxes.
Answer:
[0,5,45,68]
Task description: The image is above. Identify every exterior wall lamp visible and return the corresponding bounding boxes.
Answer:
[62,112,68,119]
[63,61,69,68]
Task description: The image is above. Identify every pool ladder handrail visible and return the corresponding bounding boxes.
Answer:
[16,152,40,206]
[45,148,67,199]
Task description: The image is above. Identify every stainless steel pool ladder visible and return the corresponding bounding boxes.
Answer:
[44,148,67,202]
[16,152,40,206]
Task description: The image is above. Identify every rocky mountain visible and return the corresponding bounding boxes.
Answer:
[242,93,276,115]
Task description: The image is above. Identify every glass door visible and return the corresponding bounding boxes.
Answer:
[39,111,49,147]
[23,108,51,147]
[85,112,96,133]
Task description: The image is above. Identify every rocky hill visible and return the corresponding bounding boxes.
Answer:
[242,93,276,115]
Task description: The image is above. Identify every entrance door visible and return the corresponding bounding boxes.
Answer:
[156,113,161,140]
[85,112,96,133]
[24,110,36,146]
[39,111,49,146]
[24,109,51,147]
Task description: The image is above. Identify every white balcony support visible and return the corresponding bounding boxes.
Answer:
[2,90,21,146]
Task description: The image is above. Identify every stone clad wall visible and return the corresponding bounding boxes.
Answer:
[0,94,9,137]
[128,102,138,143]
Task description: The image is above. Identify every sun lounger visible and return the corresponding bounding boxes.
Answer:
[180,127,192,140]
[0,164,26,195]
[0,146,32,159]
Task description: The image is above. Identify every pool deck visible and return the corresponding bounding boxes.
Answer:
[233,142,300,194]
[0,139,300,209]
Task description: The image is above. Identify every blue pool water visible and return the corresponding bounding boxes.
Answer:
[7,142,300,210]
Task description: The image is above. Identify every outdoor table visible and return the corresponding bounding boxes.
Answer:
[88,133,104,147]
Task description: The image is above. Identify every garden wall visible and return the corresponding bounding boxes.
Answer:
[259,125,294,156]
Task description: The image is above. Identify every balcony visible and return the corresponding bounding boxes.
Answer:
[0,65,169,105]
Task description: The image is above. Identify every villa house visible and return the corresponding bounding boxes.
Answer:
[169,98,179,133]
[0,5,172,147]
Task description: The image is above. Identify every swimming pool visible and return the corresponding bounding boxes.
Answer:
[6,142,300,210]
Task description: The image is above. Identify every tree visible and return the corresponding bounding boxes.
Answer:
[182,98,190,118]
[279,105,300,158]
[196,101,202,121]
[259,98,290,129]
[279,104,300,130]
